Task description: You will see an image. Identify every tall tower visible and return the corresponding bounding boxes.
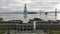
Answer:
[23,4,28,23]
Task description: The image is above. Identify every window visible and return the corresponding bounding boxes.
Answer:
[24,26,26,27]
[24,28,26,31]
[20,28,23,31]
[27,29,30,31]
[31,28,33,31]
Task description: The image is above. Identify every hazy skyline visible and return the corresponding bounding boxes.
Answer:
[0,0,60,12]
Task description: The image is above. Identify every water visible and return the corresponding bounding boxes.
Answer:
[0,13,60,21]
[3,13,60,34]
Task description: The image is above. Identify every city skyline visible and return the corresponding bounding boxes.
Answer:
[0,0,60,12]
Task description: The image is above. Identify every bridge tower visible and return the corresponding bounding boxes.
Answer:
[55,8,57,20]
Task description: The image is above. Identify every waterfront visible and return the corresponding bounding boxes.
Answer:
[0,13,60,34]
[0,13,60,21]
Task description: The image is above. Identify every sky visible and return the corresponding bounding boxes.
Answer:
[0,0,60,12]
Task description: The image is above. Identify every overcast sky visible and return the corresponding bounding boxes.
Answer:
[0,0,60,12]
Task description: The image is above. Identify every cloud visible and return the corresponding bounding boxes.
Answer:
[0,0,60,12]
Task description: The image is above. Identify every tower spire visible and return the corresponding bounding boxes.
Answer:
[24,3,27,13]
[25,4,27,9]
